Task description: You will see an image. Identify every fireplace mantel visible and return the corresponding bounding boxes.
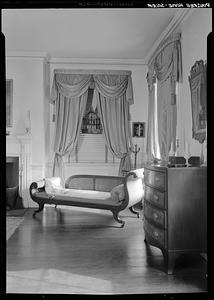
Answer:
[6,134,32,208]
[6,134,32,142]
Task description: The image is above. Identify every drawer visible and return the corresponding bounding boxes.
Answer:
[144,219,166,248]
[144,201,166,228]
[144,169,166,191]
[144,185,165,209]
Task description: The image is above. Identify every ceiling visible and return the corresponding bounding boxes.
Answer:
[2,8,181,60]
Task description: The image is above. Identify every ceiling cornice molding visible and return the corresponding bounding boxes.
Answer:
[145,8,194,65]
[6,53,146,65]
[48,57,146,66]
[6,51,50,61]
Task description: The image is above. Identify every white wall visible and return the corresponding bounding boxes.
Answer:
[177,8,212,160]
[6,57,46,180]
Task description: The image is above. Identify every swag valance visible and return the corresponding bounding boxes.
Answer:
[51,74,91,100]
[147,32,182,86]
[50,70,134,105]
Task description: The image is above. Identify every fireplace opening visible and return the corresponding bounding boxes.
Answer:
[6,156,23,209]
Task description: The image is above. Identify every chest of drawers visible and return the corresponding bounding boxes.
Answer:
[143,164,207,274]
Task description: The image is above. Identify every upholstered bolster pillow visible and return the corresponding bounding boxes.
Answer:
[110,184,125,203]
[45,177,63,194]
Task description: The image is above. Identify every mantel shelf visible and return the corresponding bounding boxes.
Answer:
[6,134,32,141]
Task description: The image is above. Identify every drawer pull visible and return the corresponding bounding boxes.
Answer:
[153,231,159,238]
[153,213,159,220]
[153,194,159,201]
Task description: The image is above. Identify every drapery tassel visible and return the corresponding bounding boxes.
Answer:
[126,75,134,105]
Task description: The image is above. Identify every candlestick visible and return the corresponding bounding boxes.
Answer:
[175,138,179,156]
[130,144,140,169]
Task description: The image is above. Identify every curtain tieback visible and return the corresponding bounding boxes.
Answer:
[55,153,64,158]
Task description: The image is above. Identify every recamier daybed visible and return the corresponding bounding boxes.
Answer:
[29,168,144,227]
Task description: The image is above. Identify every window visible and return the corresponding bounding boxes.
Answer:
[67,133,117,163]
[151,81,181,160]
[147,33,182,163]
[49,88,120,164]
[153,81,161,159]
[81,88,102,134]
[152,80,179,160]
[81,110,102,134]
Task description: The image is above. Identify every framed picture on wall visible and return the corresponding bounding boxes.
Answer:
[6,79,13,130]
[189,60,207,144]
[132,122,145,138]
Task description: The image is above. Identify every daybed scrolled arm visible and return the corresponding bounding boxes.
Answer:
[29,182,39,199]
[29,180,46,217]
[123,168,144,209]
[30,182,38,192]
[125,168,144,181]
[29,180,45,200]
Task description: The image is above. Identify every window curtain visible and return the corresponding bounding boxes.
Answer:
[94,74,134,176]
[146,67,157,162]
[146,31,182,162]
[50,73,91,183]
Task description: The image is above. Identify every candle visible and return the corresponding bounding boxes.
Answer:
[26,110,31,134]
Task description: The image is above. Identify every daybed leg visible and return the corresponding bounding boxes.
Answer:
[129,206,140,218]
[112,211,125,228]
[33,203,44,217]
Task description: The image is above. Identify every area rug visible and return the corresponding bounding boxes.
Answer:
[6,217,24,241]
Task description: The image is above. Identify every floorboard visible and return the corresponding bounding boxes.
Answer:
[6,205,207,294]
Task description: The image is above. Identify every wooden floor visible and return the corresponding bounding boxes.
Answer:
[6,205,207,294]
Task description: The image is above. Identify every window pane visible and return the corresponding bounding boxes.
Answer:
[77,134,106,162]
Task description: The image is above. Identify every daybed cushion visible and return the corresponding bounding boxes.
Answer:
[41,177,125,208]
[110,184,125,202]
[36,189,122,207]
[45,177,63,194]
